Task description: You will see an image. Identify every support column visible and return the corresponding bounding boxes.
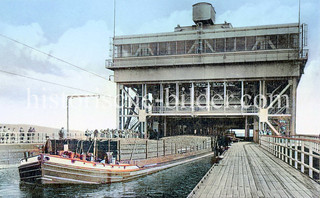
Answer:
[191,82,194,112]
[144,121,147,139]
[164,116,167,137]
[291,78,297,135]
[245,116,249,140]
[223,81,227,111]
[253,118,259,143]
[206,82,210,111]
[120,85,124,130]
[176,83,179,112]
[160,83,163,113]
[241,81,244,112]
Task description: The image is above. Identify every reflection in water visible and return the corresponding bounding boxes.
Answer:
[1,156,214,197]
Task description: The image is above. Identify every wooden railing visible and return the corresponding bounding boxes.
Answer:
[259,135,320,182]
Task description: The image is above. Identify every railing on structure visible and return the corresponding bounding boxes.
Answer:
[151,106,259,114]
[119,136,212,162]
[0,132,49,144]
[105,59,113,67]
[259,135,320,182]
[0,132,85,144]
[292,134,320,141]
[299,49,309,59]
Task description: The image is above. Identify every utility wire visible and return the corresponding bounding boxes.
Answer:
[0,33,109,81]
[0,68,114,97]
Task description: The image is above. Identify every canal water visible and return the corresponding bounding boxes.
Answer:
[0,156,214,197]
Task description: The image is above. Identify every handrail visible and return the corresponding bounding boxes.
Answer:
[0,131,85,144]
[260,135,320,144]
[259,135,320,182]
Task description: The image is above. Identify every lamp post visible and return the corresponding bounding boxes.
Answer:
[67,95,100,135]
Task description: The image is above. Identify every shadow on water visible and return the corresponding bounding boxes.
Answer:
[2,156,215,197]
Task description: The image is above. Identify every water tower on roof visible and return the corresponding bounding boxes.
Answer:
[192,2,216,25]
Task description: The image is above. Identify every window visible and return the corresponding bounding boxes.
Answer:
[140,44,149,56]
[150,43,158,55]
[122,44,131,57]
[246,36,256,51]
[216,38,225,52]
[289,34,299,49]
[169,42,177,55]
[115,45,121,58]
[226,38,235,52]
[278,34,288,49]
[236,37,245,51]
[186,40,196,54]
[159,42,167,55]
[204,39,215,53]
[177,41,185,54]
[255,36,265,50]
[266,35,277,50]
[132,44,139,56]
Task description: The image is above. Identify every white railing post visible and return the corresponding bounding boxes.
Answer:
[276,138,280,158]
[295,140,298,169]
[289,139,293,166]
[301,141,305,173]
[281,139,284,161]
[309,143,313,178]
[285,138,288,163]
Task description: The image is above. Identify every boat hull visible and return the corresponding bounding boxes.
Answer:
[19,152,214,184]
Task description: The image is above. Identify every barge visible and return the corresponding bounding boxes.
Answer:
[19,136,214,184]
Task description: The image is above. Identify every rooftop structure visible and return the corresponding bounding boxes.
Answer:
[107,2,308,139]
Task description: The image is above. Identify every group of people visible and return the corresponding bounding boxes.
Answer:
[0,126,36,133]
[0,125,37,143]
[84,129,141,139]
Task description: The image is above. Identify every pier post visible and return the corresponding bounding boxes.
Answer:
[146,140,148,159]
[301,141,305,173]
[309,143,313,177]
[295,140,298,169]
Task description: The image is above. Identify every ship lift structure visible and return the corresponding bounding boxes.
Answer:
[106,2,308,140]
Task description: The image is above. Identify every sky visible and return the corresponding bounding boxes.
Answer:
[0,0,319,134]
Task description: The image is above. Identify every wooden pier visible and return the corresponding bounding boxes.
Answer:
[188,142,320,198]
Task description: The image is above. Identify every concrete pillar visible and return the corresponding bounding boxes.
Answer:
[144,121,148,139]
[291,78,297,135]
[245,116,249,140]
[116,84,120,129]
[206,82,210,111]
[191,82,194,112]
[223,81,227,111]
[164,116,167,137]
[176,83,179,111]
[160,83,163,113]
[121,85,124,130]
[241,81,244,112]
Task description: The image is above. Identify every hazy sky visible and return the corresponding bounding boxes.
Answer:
[0,0,319,134]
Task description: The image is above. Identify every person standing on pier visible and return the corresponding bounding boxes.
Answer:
[59,127,66,139]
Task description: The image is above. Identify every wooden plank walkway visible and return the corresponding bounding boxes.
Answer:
[189,142,320,198]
